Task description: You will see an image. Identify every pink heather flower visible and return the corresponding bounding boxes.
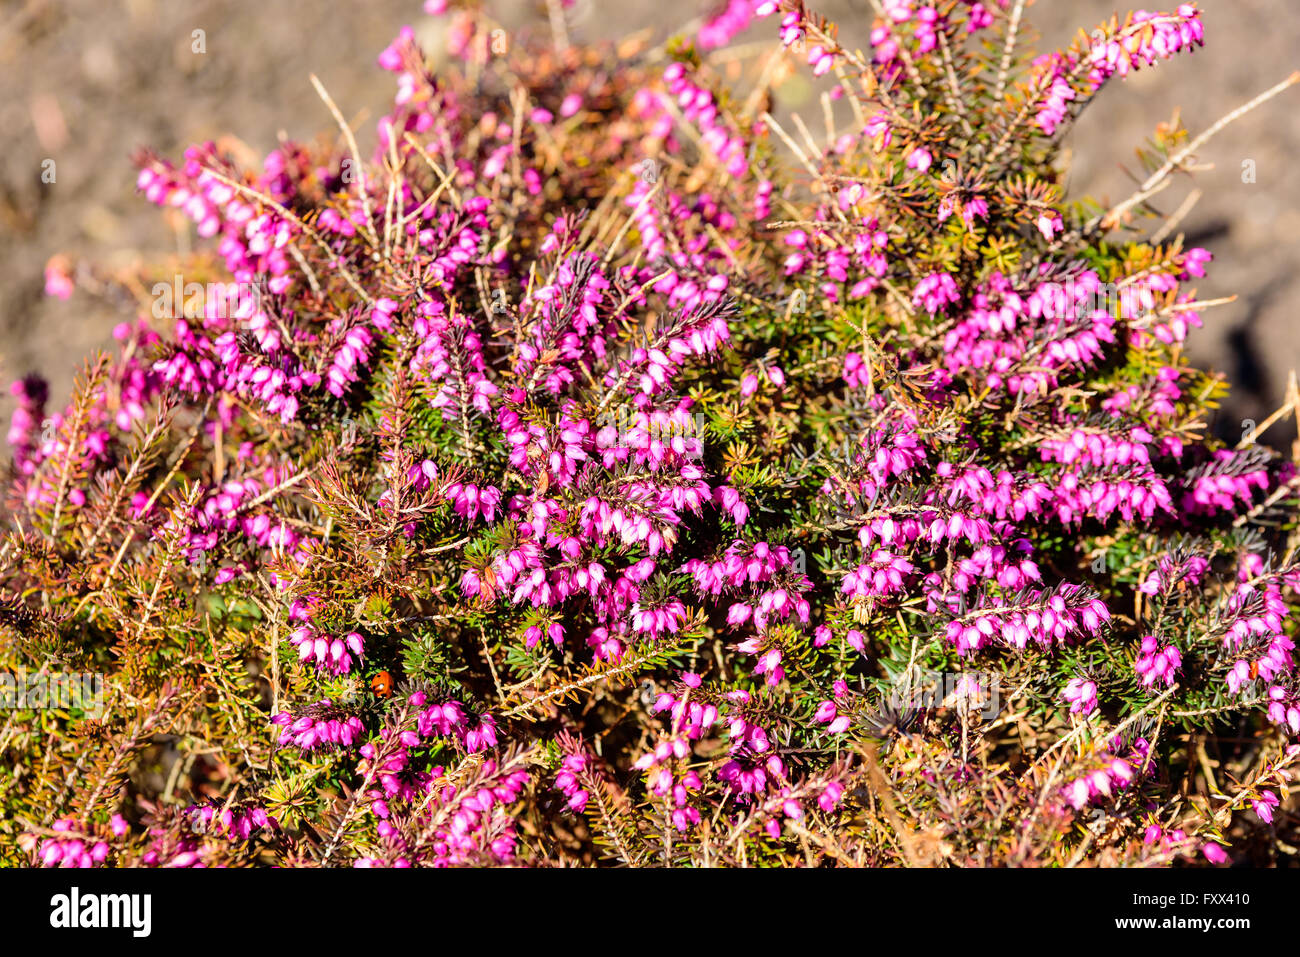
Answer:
[326,325,374,397]
[1134,635,1181,688]
[444,482,501,523]
[777,11,804,48]
[272,703,366,752]
[417,700,466,738]
[913,272,960,313]
[842,352,872,389]
[554,753,590,812]
[1036,211,1063,241]
[187,802,276,840]
[1252,790,1279,824]
[289,625,365,675]
[1063,676,1098,716]
[841,549,915,600]
[1139,554,1209,596]
[814,700,851,734]
[698,0,756,50]
[818,781,844,813]
[370,297,399,330]
[1266,686,1300,734]
[967,3,993,32]
[37,819,112,868]
[1181,247,1212,277]
[906,147,932,172]
[807,45,835,76]
[461,713,499,752]
[864,111,893,150]
[746,643,784,686]
[1062,736,1148,809]
[943,585,1110,653]
[560,94,583,118]
[714,486,749,525]
[44,257,74,300]
[961,195,988,226]
[882,0,911,24]
[377,26,414,71]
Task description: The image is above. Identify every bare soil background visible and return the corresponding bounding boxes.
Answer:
[1,0,1297,444]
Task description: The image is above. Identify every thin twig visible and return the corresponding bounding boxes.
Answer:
[992,0,1027,104]
[309,73,380,249]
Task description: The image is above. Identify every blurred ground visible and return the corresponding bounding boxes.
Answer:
[1,0,1298,444]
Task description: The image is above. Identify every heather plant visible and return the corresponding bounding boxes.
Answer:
[5,0,1300,868]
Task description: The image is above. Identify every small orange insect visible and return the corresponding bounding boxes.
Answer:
[370,670,394,698]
